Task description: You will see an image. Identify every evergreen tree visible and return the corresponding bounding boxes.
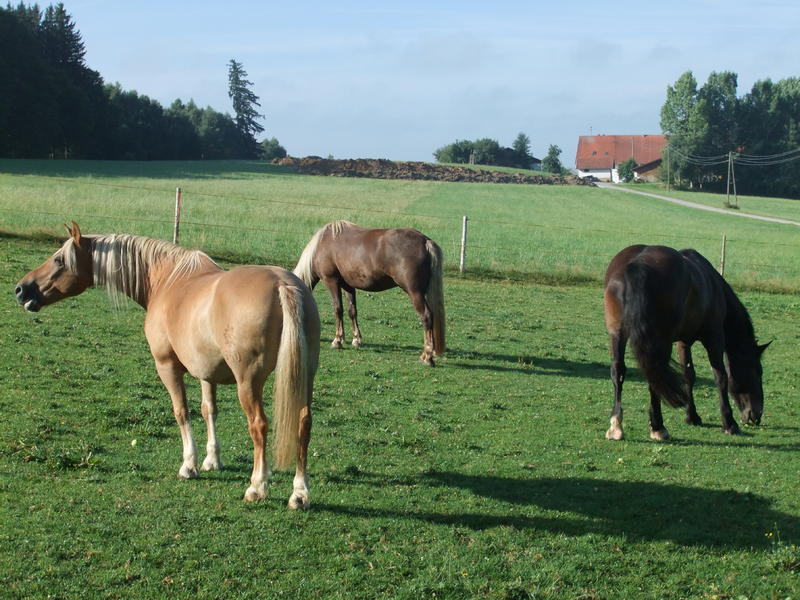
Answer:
[512,132,533,166]
[227,59,264,158]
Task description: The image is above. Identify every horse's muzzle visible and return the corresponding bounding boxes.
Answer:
[15,281,42,312]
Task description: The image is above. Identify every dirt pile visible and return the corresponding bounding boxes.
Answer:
[275,156,592,186]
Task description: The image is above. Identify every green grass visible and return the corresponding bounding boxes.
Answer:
[3,159,800,292]
[2,160,800,599]
[627,182,800,223]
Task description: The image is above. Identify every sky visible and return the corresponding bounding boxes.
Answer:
[65,0,799,167]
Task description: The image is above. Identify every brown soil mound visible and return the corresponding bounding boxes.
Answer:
[275,156,592,186]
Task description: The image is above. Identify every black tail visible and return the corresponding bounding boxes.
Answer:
[622,262,688,408]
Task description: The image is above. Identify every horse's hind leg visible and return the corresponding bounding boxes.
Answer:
[289,403,313,510]
[323,277,345,349]
[343,286,363,348]
[155,360,198,479]
[408,289,435,366]
[236,378,270,501]
[606,331,626,440]
[200,380,222,471]
[677,342,702,426]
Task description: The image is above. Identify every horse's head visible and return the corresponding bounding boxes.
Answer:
[728,342,770,425]
[15,222,94,312]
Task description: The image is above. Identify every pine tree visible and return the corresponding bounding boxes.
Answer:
[227,59,264,158]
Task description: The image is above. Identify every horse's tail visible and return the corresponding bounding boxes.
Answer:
[272,284,315,469]
[622,261,688,408]
[293,226,326,289]
[425,239,446,356]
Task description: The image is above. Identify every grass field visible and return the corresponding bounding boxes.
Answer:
[1,160,800,599]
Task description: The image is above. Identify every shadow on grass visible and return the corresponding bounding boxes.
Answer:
[318,470,799,549]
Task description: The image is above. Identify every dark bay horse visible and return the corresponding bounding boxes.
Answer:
[15,222,320,508]
[603,244,767,441]
[294,220,445,365]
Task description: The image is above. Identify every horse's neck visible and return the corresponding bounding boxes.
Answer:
[723,289,755,354]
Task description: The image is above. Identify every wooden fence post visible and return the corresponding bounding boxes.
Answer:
[719,234,727,276]
[459,215,468,274]
[173,187,182,245]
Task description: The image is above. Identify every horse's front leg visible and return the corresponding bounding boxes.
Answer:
[605,331,627,440]
[703,339,740,434]
[677,342,702,426]
[236,378,270,501]
[648,384,670,441]
[289,403,313,510]
[343,287,363,348]
[324,278,345,349]
[200,380,222,471]
[154,360,198,479]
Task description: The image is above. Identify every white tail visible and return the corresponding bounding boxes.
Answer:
[271,284,311,469]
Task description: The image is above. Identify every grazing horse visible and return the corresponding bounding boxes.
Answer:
[603,244,767,441]
[294,220,445,365]
[15,222,320,509]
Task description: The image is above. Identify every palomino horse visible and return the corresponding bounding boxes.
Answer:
[294,221,445,365]
[15,223,320,509]
[603,244,767,441]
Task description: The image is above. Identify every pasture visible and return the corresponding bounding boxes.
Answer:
[1,160,800,599]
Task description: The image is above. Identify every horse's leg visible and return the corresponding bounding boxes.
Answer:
[289,403,313,510]
[343,286,363,348]
[648,384,670,441]
[200,380,222,471]
[677,342,702,426]
[155,360,198,479]
[703,339,740,434]
[606,331,627,440]
[408,289,435,366]
[324,278,345,349]
[237,378,270,501]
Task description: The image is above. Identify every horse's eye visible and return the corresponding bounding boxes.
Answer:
[54,255,64,267]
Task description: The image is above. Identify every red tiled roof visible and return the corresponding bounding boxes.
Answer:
[575,135,666,170]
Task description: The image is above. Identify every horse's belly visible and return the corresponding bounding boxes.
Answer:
[185,356,236,384]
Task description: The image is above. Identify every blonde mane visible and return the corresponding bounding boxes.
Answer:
[63,234,216,306]
[293,221,356,286]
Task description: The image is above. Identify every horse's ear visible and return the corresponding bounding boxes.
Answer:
[758,341,772,356]
[65,221,82,245]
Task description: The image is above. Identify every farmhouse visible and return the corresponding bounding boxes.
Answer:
[575,134,666,183]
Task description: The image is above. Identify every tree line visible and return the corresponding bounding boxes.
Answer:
[0,3,284,160]
[661,71,800,198]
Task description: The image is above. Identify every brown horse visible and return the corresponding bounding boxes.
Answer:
[15,222,320,508]
[294,220,445,365]
[603,244,767,441]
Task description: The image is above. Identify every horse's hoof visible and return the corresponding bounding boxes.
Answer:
[201,457,222,471]
[723,423,741,435]
[177,465,199,479]
[288,492,310,510]
[331,339,343,350]
[351,338,362,348]
[420,354,435,367]
[649,428,670,441]
[685,414,703,426]
[605,427,624,441]
[244,486,267,502]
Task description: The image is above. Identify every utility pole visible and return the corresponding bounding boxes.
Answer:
[725,152,732,207]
